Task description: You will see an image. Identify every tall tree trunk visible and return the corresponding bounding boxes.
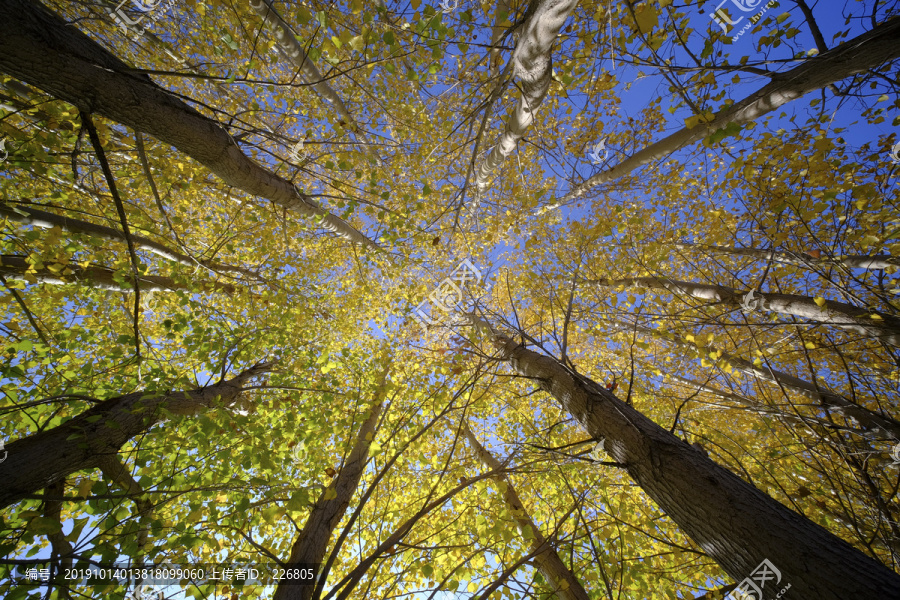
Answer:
[0,362,272,510]
[0,204,260,280]
[0,0,378,249]
[461,421,591,600]
[674,242,900,271]
[248,0,378,163]
[557,17,900,205]
[273,361,390,600]
[623,321,900,442]
[0,254,236,295]
[472,0,580,197]
[587,275,900,345]
[469,316,900,599]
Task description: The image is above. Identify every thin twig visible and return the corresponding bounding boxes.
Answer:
[0,274,49,345]
[80,112,141,360]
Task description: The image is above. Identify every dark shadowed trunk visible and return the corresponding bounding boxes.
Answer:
[470,316,900,599]
[274,362,389,600]
[0,0,377,248]
[0,363,271,509]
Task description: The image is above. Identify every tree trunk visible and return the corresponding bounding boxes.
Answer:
[248,0,376,163]
[469,316,900,599]
[273,361,390,600]
[0,0,378,249]
[461,421,591,600]
[558,17,900,205]
[473,0,580,195]
[0,362,272,509]
[0,204,260,280]
[587,275,900,345]
[0,254,236,295]
[623,321,900,442]
[675,242,900,271]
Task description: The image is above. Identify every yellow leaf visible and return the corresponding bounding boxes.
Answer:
[77,479,93,499]
[813,297,827,307]
[323,487,337,501]
[685,334,695,343]
[633,3,659,33]
[804,342,816,349]
[871,314,883,320]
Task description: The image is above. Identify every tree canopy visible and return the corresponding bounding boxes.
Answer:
[1,0,899,599]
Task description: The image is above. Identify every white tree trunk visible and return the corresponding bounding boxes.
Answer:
[622,321,900,441]
[472,0,580,197]
[0,254,236,295]
[556,18,900,205]
[248,0,378,163]
[0,205,260,280]
[675,243,900,271]
[589,276,900,345]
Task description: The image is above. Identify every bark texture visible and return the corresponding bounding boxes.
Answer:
[273,363,389,600]
[470,317,900,599]
[0,204,260,279]
[0,0,377,248]
[462,421,591,600]
[557,17,900,205]
[0,254,235,295]
[588,275,900,345]
[0,362,272,509]
[473,0,579,195]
